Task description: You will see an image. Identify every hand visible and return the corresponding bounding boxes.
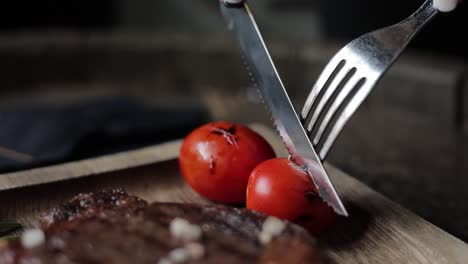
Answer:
[433,0,459,12]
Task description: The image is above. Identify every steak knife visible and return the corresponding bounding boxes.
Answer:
[219,0,348,216]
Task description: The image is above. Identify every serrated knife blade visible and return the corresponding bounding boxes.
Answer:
[220,1,348,216]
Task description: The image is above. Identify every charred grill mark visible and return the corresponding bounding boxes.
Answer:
[226,125,236,135]
[211,130,223,136]
[209,156,216,174]
[210,126,239,147]
[304,191,319,201]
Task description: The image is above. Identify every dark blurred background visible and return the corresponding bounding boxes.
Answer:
[0,0,465,58]
[0,0,467,243]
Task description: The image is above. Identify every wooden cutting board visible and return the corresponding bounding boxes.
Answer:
[0,124,466,264]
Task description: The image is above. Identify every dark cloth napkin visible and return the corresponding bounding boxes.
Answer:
[0,98,209,173]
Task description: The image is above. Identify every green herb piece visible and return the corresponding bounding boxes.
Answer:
[0,222,22,240]
[0,234,17,241]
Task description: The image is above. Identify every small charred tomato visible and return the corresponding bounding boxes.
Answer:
[247,158,336,234]
[179,122,275,203]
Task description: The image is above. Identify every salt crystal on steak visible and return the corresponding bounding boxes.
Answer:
[20,229,45,249]
[170,217,202,242]
[258,216,286,245]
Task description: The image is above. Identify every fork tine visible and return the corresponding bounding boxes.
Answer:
[318,79,373,160]
[300,58,345,121]
[302,0,437,160]
[312,74,364,146]
[306,65,355,134]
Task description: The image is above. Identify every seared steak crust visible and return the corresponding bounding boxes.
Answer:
[0,189,321,264]
[42,188,148,228]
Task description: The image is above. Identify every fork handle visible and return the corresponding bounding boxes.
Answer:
[400,0,438,36]
[377,0,439,54]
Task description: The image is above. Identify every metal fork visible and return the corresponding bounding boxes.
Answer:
[300,0,438,161]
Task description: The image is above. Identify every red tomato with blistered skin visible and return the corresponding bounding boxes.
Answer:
[247,158,336,234]
[179,122,275,203]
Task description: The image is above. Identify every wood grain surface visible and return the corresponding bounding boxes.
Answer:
[0,124,467,264]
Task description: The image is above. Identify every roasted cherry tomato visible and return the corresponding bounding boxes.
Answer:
[179,122,275,203]
[246,158,336,234]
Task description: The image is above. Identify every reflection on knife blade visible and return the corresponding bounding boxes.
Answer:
[219,1,348,216]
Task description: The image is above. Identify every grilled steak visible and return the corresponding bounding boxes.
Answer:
[0,189,322,264]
